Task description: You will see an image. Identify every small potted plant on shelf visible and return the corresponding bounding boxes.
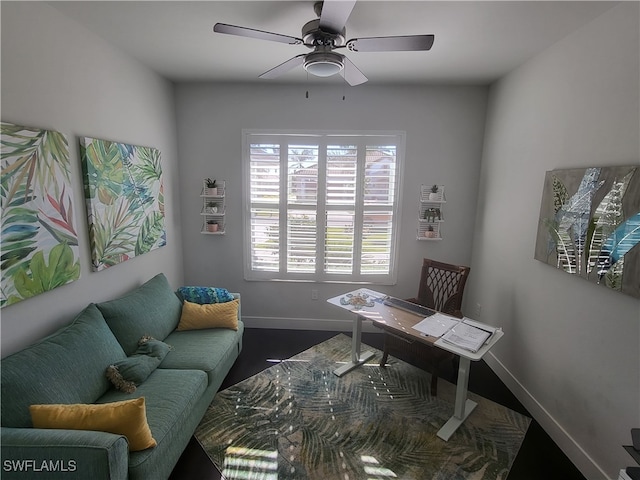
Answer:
[429,184,439,200]
[425,225,437,238]
[206,220,218,233]
[205,178,217,196]
[206,201,217,214]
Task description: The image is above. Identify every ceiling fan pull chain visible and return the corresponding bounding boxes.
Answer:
[342,62,347,100]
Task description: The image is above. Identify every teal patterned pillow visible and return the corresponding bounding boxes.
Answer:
[177,286,234,304]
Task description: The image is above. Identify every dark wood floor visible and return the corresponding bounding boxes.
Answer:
[170,328,587,480]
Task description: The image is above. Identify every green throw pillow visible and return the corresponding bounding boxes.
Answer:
[106,337,171,393]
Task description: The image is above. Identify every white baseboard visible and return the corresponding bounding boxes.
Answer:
[483,352,612,480]
[241,316,382,334]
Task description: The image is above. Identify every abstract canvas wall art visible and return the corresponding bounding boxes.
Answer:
[1,122,81,307]
[535,166,640,298]
[80,137,165,271]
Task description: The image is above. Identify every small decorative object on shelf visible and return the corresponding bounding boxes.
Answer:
[204,178,217,196]
[418,183,445,240]
[206,220,218,233]
[429,184,439,200]
[424,207,441,222]
[201,178,226,234]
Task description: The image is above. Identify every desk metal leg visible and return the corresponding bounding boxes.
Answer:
[437,356,478,441]
[333,314,375,377]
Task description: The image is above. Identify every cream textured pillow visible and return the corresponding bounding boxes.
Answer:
[30,397,156,451]
[177,299,239,331]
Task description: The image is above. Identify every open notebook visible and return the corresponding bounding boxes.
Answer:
[412,314,497,353]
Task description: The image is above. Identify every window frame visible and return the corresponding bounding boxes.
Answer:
[242,129,405,285]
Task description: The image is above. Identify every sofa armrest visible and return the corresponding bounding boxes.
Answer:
[1,427,129,480]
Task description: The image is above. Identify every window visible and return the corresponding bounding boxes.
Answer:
[243,131,405,284]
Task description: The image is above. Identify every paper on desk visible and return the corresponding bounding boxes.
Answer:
[412,312,459,337]
[441,322,492,353]
[462,317,497,334]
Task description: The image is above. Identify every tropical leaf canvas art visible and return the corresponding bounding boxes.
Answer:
[1,122,81,308]
[535,166,640,298]
[80,137,165,271]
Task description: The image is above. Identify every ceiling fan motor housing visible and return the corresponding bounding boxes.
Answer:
[302,19,346,47]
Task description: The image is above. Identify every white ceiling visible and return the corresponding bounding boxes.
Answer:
[50,1,618,85]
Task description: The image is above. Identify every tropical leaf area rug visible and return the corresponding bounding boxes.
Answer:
[195,334,530,480]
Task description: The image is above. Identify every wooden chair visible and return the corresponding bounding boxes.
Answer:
[379,258,471,396]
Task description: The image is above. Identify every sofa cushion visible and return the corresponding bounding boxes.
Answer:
[177,299,239,331]
[97,273,182,355]
[30,397,156,451]
[106,338,172,393]
[161,322,244,385]
[1,303,126,428]
[96,368,208,469]
[176,286,234,304]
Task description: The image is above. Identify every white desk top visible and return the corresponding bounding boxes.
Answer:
[328,288,503,361]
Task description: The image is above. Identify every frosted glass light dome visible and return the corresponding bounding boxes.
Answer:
[304,52,344,77]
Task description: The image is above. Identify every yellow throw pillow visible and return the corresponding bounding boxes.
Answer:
[30,397,156,451]
[177,299,239,331]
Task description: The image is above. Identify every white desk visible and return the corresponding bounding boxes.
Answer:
[327,288,503,441]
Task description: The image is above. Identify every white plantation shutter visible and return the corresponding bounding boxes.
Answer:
[248,143,280,272]
[326,145,357,205]
[286,144,318,273]
[244,131,404,284]
[287,210,317,273]
[361,147,396,274]
[325,211,355,274]
[325,145,357,275]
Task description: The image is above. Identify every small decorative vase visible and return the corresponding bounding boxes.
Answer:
[206,187,218,196]
[207,223,218,232]
[429,192,439,200]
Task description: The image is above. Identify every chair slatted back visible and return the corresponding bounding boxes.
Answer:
[416,259,470,317]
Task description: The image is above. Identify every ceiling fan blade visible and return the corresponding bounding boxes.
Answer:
[347,34,435,52]
[340,56,367,86]
[213,23,303,45]
[318,0,356,34]
[259,54,306,79]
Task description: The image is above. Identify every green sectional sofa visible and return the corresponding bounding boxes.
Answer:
[1,273,244,480]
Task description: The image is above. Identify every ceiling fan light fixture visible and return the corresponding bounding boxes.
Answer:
[304,52,344,77]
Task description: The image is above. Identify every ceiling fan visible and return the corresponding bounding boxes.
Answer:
[213,0,434,86]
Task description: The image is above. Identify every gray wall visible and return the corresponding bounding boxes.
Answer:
[174,83,488,329]
[0,2,184,356]
[466,3,640,478]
